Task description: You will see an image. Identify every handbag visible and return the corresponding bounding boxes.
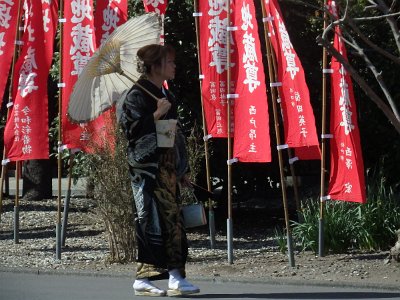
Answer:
[181,186,207,228]
[155,119,177,147]
[182,202,207,229]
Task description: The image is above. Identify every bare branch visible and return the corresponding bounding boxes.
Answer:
[345,18,400,65]
[284,0,321,11]
[365,0,378,9]
[353,11,400,20]
[322,1,400,64]
[389,0,397,11]
[342,0,350,19]
[340,32,400,121]
[320,1,400,123]
[317,35,400,135]
[375,0,400,53]
[335,32,359,52]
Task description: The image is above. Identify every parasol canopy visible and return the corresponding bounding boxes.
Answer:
[68,13,161,123]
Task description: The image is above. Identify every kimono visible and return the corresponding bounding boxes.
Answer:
[119,78,189,280]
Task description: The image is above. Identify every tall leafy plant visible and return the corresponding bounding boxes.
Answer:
[292,172,400,253]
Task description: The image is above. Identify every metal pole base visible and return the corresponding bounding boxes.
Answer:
[61,190,71,246]
[208,210,216,249]
[14,206,19,244]
[227,218,233,264]
[286,230,295,267]
[56,223,61,260]
[318,218,325,257]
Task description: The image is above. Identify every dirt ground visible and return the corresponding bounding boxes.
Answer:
[0,198,399,290]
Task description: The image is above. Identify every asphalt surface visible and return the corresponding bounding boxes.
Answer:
[1,270,400,300]
[3,178,400,299]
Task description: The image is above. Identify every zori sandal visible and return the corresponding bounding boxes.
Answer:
[133,279,166,297]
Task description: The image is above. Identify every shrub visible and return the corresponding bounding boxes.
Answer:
[86,124,136,263]
[291,200,319,253]
[357,176,400,250]
[292,174,400,253]
[83,118,206,262]
[179,122,206,205]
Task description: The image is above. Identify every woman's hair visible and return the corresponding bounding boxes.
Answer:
[136,44,175,75]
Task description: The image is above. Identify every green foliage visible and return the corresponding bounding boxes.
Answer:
[274,227,288,254]
[292,174,400,254]
[127,0,145,16]
[164,0,201,125]
[49,51,60,82]
[357,176,400,250]
[323,202,362,253]
[292,200,361,253]
[291,201,319,252]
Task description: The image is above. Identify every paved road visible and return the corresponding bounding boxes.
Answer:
[1,271,400,300]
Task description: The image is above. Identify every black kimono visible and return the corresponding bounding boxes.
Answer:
[119,78,189,280]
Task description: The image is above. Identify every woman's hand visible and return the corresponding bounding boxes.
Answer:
[153,98,171,120]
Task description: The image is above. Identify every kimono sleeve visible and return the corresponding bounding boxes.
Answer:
[120,89,158,166]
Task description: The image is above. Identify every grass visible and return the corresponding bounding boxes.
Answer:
[290,175,400,254]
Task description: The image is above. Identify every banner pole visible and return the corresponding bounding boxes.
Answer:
[56,0,65,260]
[0,163,6,223]
[61,153,74,246]
[14,162,20,244]
[268,35,302,220]
[226,0,234,265]
[319,0,329,258]
[287,149,302,219]
[0,0,23,224]
[260,0,295,267]
[193,0,216,249]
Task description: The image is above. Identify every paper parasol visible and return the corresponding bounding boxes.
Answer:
[68,13,161,123]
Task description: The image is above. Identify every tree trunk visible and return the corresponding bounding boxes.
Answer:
[22,160,53,200]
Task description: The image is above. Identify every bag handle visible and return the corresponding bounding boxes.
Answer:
[186,185,200,204]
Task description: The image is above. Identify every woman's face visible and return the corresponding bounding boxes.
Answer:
[153,54,176,80]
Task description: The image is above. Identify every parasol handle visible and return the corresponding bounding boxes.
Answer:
[119,71,160,101]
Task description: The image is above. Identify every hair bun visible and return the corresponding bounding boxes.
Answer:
[136,56,147,74]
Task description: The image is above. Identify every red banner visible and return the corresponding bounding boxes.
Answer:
[0,0,20,107]
[62,0,96,150]
[3,0,57,161]
[76,0,128,153]
[327,1,366,203]
[142,0,167,14]
[231,0,271,162]
[294,145,321,160]
[264,0,319,157]
[198,0,235,138]
[142,0,167,43]
[94,0,128,47]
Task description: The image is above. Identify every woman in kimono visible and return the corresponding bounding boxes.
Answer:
[119,44,200,297]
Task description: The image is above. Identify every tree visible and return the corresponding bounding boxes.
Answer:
[280,0,400,188]
[318,0,400,133]
[314,0,400,187]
